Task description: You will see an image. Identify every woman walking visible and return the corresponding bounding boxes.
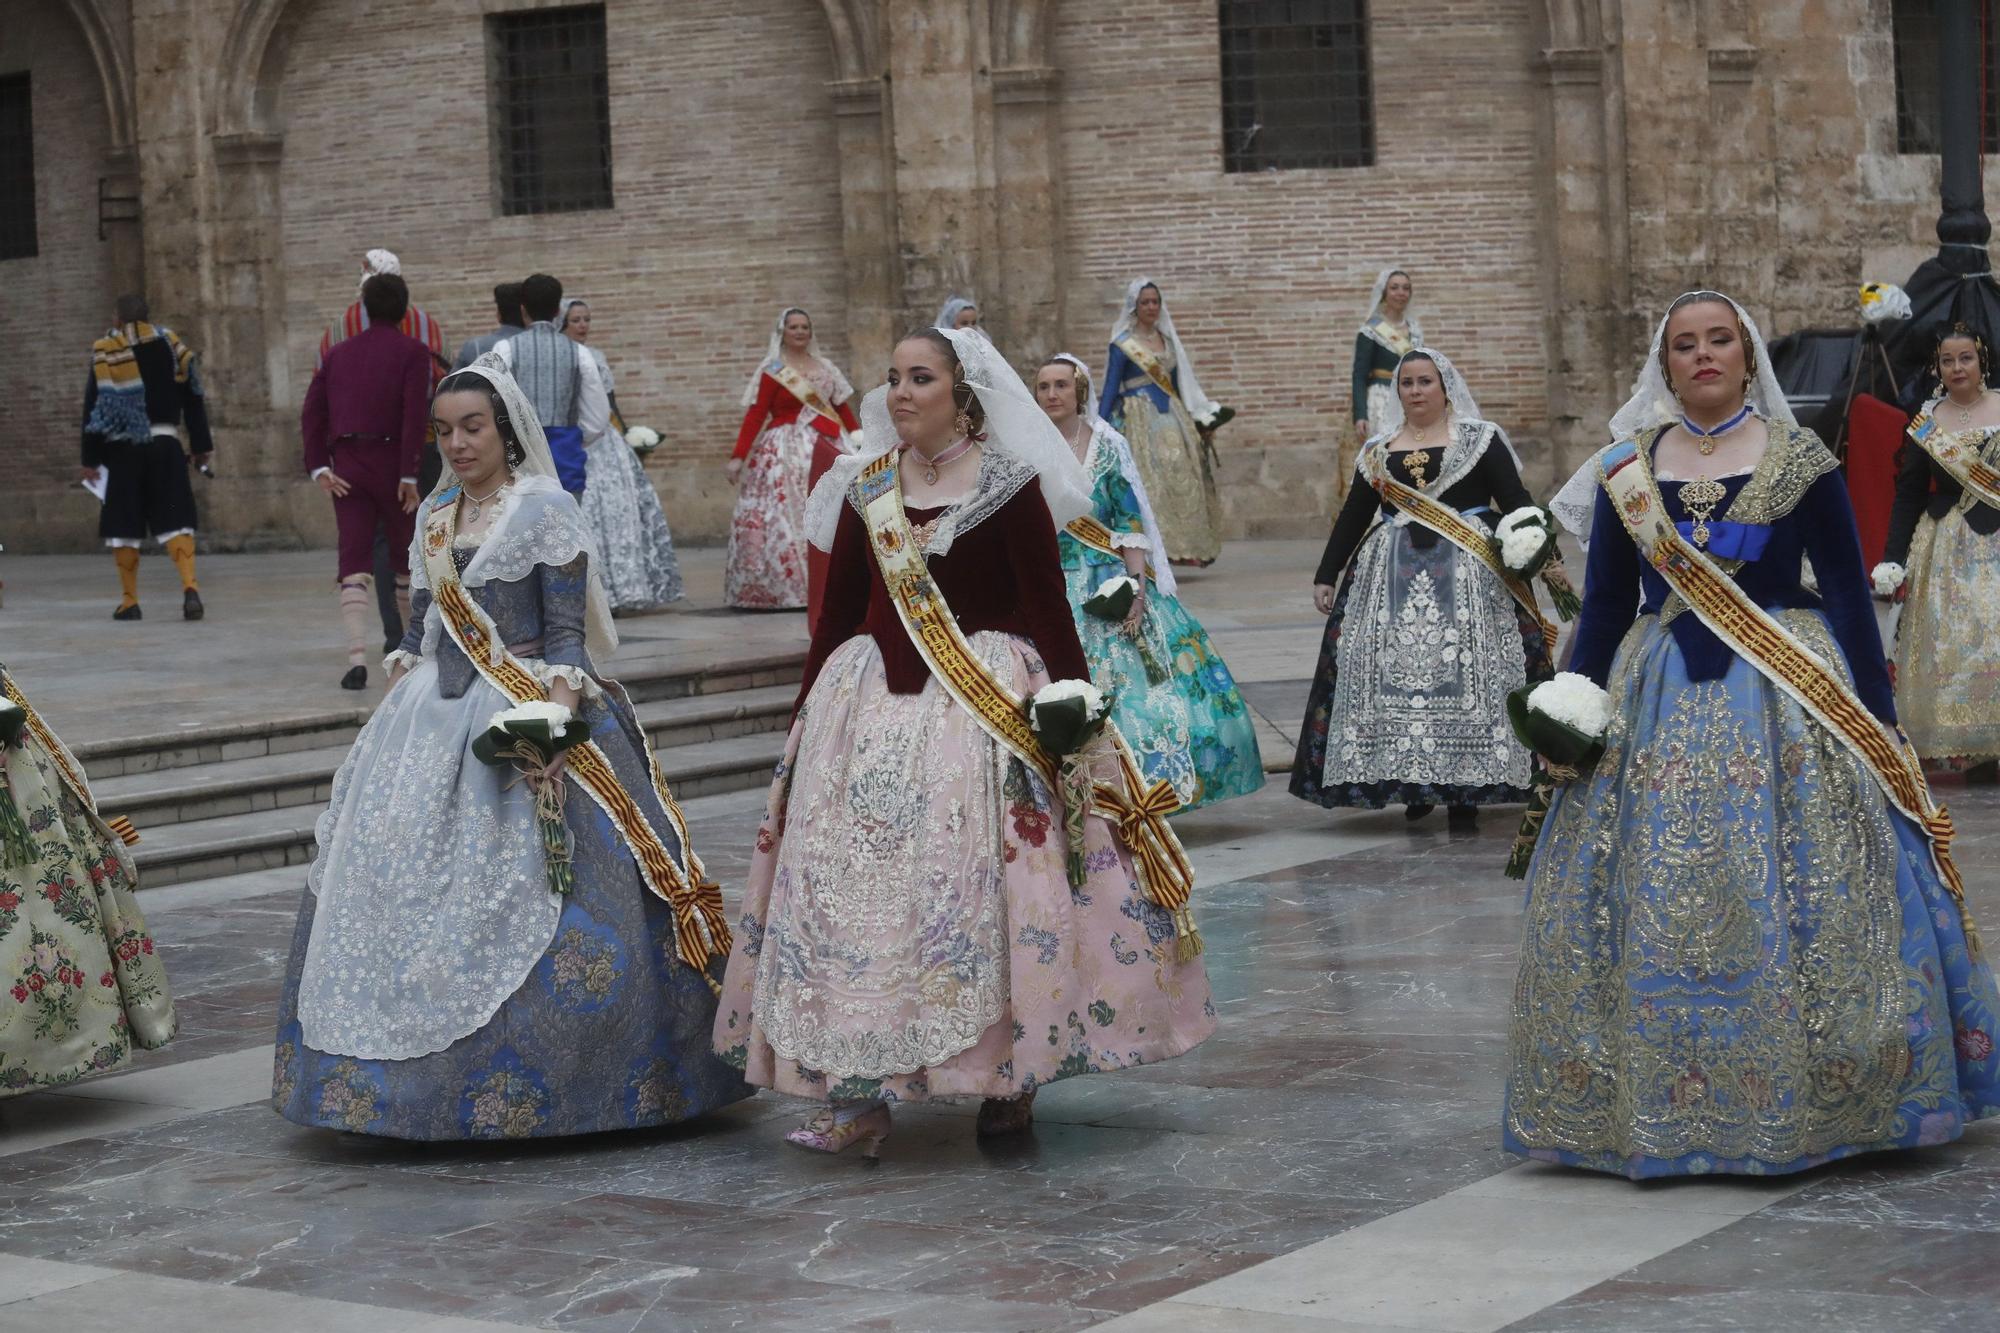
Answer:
[1293,348,1551,829]
[1509,291,2000,1178]
[713,327,1213,1154]
[726,308,860,609]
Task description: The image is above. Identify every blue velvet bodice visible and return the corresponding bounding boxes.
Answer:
[398,549,595,699]
[1567,428,1897,726]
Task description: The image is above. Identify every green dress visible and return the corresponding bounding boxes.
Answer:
[0,671,174,1094]
[1059,426,1265,810]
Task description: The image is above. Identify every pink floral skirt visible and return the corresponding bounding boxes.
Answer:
[712,631,1215,1102]
[725,422,815,609]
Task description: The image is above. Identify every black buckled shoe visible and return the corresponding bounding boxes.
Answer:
[340,665,368,691]
[182,589,204,621]
[112,604,142,621]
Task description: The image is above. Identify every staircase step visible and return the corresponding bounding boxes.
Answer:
[74,649,805,778]
[129,729,785,888]
[97,687,795,831]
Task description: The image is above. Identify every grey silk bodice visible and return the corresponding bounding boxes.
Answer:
[399,550,594,699]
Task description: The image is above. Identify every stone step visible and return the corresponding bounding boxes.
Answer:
[97,686,795,833]
[128,729,785,889]
[74,649,804,779]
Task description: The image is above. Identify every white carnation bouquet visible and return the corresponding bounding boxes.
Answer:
[1859,282,1912,324]
[1027,680,1115,887]
[1081,575,1167,682]
[1492,506,1581,621]
[472,701,588,895]
[623,425,661,457]
[1870,561,1907,601]
[1503,673,1612,879]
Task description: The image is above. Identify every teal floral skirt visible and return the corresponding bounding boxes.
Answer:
[1063,552,1264,811]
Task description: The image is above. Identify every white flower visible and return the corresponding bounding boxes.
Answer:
[1871,562,1906,598]
[1495,507,1554,572]
[487,700,573,739]
[1032,679,1107,715]
[1092,574,1141,600]
[1859,282,1912,324]
[1528,672,1611,737]
[623,425,660,450]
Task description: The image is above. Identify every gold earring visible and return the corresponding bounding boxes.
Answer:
[954,405,973,438]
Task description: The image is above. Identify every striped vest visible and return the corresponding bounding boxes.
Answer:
[507,323,582,430]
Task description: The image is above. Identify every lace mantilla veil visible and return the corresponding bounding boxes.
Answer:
[1107,277,1220,420]
[410,355,619,667]
[1052,350,1178,596]
[805,326,1093,557]
[1367,346,1523,472]
[741,306,855,410]
[1551,290,1796,541]
[1361,266,1425,344]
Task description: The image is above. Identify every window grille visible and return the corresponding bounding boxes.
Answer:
[1893,0,2000,154]
[1219,0,1374,173]
[489,4,613,215]
[0,74,37,260]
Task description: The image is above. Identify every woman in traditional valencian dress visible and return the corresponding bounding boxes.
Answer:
[273,358,749,1140]
[1035,353,1264,810]
[714,327,1214,1154]
[726,308,861,609]
[1874,322,2000,768]
[937,295,981,330]
[1352,268,1421,441]
[558,298,684,613]
[1293,349,1551,830]
[1510,291,2000,1179]
[1101,278,1224,566]
[0,669,172,1095]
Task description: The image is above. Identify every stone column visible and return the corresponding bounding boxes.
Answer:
[993,64,1064,364]
[829,75,901,383]
[129,0,295,546]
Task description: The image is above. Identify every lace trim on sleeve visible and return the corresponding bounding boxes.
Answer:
[383,649,423,675]
[519,659,603,701]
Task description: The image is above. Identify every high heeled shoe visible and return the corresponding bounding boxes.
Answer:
[785,1103,890,1159]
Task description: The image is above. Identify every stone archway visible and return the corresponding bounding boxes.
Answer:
[56,0,135,149]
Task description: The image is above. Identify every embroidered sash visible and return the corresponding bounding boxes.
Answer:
[1909,413,2000,514]
[1116,336,1181,405]
[419,489,730,977]
[1064,514,1156,582]
[1362,449,1558,653]
[0,673,139,848]
[1598,438,1979,950]
[852,453,1198,925]
[770,363,843,431]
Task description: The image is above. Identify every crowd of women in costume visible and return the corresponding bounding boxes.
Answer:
[9,270,2000,1188]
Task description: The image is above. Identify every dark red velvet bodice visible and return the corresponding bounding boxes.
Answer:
[796,481,1091,708]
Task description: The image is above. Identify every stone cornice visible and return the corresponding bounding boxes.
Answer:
[212,130,285,167]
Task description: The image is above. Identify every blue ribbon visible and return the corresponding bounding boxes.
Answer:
[1676,519,1771,561]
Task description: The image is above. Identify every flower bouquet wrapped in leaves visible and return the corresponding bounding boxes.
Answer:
[473,701,589,895]
[1503,673,1612,880]
[1027,680,1115,888]
[1493,506,1581,621]
[1082,574,1168,683]
[623,425,661,457]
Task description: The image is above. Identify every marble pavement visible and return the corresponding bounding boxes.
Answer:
[4,542,2000,1332]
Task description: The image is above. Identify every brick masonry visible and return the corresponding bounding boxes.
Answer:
[3,0,1998,553]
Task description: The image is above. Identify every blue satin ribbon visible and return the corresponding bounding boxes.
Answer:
[1675,519,1771,561]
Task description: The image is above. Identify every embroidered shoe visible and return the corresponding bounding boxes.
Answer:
[785,1104,890,1159]
[975,1089,1037,1137]
[112,604,142,621]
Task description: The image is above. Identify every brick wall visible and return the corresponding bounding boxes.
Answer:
[0,1,120,547]
[1052,0,1550,528]
[274,0,848,545]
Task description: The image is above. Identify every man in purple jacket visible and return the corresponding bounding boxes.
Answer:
[302,273,430,690]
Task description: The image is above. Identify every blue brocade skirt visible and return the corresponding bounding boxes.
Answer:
[272,680,751,1140]
[1504,610,2000,1178]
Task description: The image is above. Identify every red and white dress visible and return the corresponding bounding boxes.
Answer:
[726,365,860,609]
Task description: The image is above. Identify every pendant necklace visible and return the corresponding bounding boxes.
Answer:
[911,436,975,486]
[1679,475,1729,549]
[1680,404,1753,456]
[1405,417,1441,488]
[1949,389,1990,430]
[465,478,509,524]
